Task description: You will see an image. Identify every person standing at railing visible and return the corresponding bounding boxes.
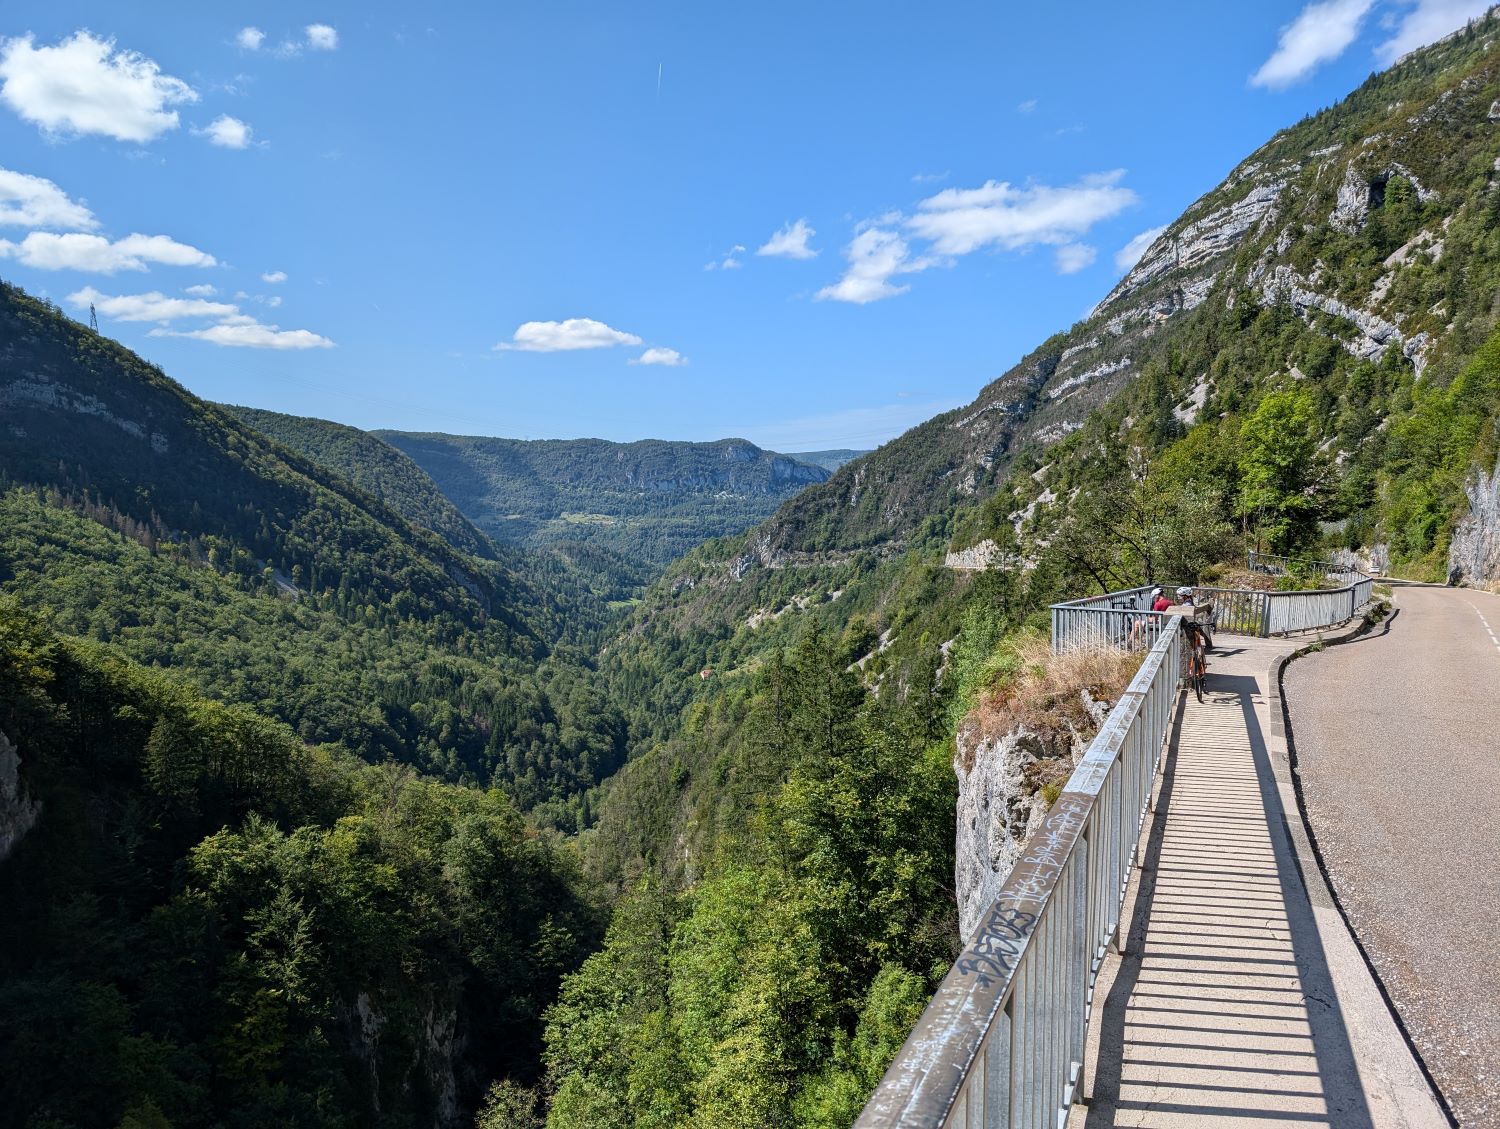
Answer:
[1151,586,1171,612]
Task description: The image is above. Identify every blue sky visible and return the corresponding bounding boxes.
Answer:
[0,1,1490,449]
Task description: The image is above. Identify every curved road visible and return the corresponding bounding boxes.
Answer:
[1284,584,1500,1127]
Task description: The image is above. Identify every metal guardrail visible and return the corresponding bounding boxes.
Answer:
[857,620,1183,1129]
[1049,584,1166,653]
[1051,568,1374,653]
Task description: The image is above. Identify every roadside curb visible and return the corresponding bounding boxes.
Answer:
[1267,603,1459,1128]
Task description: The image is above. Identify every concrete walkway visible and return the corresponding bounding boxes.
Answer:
[1071,634,1447,1128]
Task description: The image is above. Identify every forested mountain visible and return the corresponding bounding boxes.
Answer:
[224,406,496,558]
[377,431,830,566]
[541,18,1500,1124]
[0,283,627,829]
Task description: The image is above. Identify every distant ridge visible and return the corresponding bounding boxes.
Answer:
[377,431,831,565]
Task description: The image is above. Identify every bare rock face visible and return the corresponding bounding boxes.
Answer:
[952,689,1109,941]
[1449,461,1500,585]
[0,730,41,863]
[944,539,1011,571]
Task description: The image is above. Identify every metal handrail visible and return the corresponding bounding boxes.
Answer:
[857,620,1183,1128]
[1051,568,1374,652]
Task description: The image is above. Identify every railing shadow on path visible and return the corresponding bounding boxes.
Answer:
[1078,668,1375,1127]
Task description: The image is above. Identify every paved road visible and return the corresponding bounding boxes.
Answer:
[1284,584,1500,1127]
[1076,635,1443,1128]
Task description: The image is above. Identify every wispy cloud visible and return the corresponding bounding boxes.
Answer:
[152,315,333,349]
[68,285,235,323]
[261,270,287,283]
[1374,0,1493,63]
[908,171,1137,257]
[0,231,215,273]
[911,170,950,184]
[1251,0,1374,87]
[183,283,217,297]
[1115,225,1167,271]
[1017,98,1038,113]
[757,218,817,260]
[631,346,687,367]
[306,24,339,51]
[0,31,197,142]
[738,398,965,450]
[1055,243,1097,274]
[817,171,1137,303]
[704,244,746,271]
[198,114,253,149]
[496,317,643,352]
[70,286,333,349]
[236,27,265,51]
[0,166,97,229]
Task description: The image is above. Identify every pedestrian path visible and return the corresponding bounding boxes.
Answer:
[1070,635,1446,1129]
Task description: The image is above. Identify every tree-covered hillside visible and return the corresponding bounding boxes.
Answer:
[0,284,626,829]
[224,406,496,559]
[378,432,830,566]
[0,601,598,1129]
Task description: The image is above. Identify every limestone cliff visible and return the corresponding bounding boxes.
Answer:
[1449,460,1500,585]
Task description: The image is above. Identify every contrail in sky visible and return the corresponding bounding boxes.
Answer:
[657,62,662,98]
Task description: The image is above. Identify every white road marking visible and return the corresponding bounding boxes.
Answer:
[1465,600,1500,654]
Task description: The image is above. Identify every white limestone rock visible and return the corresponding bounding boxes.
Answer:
[1449,461,1500,585]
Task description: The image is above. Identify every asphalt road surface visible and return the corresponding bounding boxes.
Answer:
[1283,584,1500,1127]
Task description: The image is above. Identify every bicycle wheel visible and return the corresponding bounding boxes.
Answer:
[1194,671,1205,702]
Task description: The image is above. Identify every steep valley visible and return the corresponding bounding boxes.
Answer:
[4,13,1500,1129]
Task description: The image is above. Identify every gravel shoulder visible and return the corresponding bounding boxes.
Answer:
[1283,585,1500,1127]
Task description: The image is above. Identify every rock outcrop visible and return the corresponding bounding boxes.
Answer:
[952,690,1109,941]
[0,730,41,863]
[1449,460,1500,585]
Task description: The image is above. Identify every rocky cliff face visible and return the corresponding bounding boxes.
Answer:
[952,691,1109,941]
[0,730,41,863]
[1449,459,1500,584]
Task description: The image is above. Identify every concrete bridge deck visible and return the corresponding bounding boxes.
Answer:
[1071,635,1447,1128]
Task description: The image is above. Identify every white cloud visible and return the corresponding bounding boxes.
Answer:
[151,316,334,349]
[705,244,746,270]
[79,285,332,348]
[1250,0,1374,89]
[262,270,287,283]
[1374,0,1493,63]
[496,317,643,352]
[632,346,687,366]
[1017,98,1038,113]
[911,170,949,184]
[306,24,339,50]
[907,170,1138,256]
[1055,243,1097,274]
[67,285,236,323]
[199,114,252,149]
[0,231,215,273]
[0,31,197,142]
[237,27,265,51]
[756,218,818,260]
[0,166,97,229]
[1115,225,1168,271]
[184,283,217,296]
[816,226,937,304]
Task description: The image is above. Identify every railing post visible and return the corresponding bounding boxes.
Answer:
[1260,592,1272,637]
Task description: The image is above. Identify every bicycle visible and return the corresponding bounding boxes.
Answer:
[1184,620,1209,702]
